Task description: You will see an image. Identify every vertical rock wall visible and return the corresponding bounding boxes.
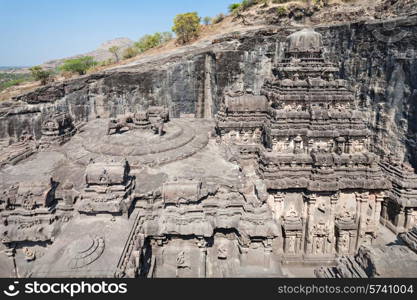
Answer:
[2,17,417,166]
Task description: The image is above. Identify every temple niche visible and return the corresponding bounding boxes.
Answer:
[380,155,417,234]
[216,28,390,263]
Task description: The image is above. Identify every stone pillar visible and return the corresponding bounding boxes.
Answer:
[274,192,284,220]
[395,207,406,233]
[371,192,384,241]
[356,192,369,249]
[264,238,273,269]
[329,193,339,254]
[304,194,316,255]
[349,231,357,254]
[381,200,388,224]
[197,238,207,278]
[345,139,352,154]
[374,193,384,224]
[405,208,414,231]
[5,245,17,278]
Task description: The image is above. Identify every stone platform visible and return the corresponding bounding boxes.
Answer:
[64,118,211,168]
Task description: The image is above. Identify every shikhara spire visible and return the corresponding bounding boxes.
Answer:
[216,28,389,262]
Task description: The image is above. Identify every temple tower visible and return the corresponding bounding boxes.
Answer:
[216,28,390,264]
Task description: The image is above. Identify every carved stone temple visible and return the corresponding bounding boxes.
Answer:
[0,27,417,278]
[217,28,390,263]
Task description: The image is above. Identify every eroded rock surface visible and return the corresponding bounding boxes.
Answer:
[0,18,417,278]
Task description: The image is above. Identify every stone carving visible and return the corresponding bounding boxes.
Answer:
[107,107,169,136]
[216,28,389,263]
[316,244,417,278]
[162,180,205,206]
[380,158,417,234]
[23,247,36,262]
[315,256,368,278]
[77,159,135,217]
[133,111,151,129]
[68,236,105,269]
[176,251,188,269]
[0,177,60,277]
[400,225,417,253]
[151,115,165,136]
[39,112,75,150]
[147,106,169,123]
[1,25,417,278]
[217,243,228,260]
[107,115,134,135]
[0,132,37,168]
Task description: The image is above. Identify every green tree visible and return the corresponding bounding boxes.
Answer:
[59,56,97,75]
[108,46,120,62]
[172,12,201,45]
[134,32,173,53]
[228,3,241,12]
[29,66,52,85]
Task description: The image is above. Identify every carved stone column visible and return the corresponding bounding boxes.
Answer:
[405,208,414,231]
[304,194,317,255]
[381,200,388,224]
[345,139,352,154]
[197,238,207,278]
[374,192,385,233]
[395,207,406,233]
[5,245,17,278]
[329,193,339,254]
[356,192,369,248]
[263,238,273,269]
[274,192,284,219]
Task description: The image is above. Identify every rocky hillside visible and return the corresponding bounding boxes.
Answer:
[227,0,417,27]
[1,0,417,166]
[39,37,134,70]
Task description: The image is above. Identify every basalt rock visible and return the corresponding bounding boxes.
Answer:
[0,16,417,278]
[0,17,414,170]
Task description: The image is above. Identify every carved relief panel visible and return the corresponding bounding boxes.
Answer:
[335,193,358,255]
[152,239,206,278]
[305,195,336,258]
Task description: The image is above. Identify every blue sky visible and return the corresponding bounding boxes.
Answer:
[0,0,231,66]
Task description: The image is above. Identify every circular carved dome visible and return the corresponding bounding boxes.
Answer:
[287,28,323,53]
[68,235,105,269]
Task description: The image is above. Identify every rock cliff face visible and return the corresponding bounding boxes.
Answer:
[1,16,417,166]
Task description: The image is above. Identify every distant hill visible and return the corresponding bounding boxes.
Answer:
[1,37,134,74]
[40,37,134,70]
[0,66,27,70]
[0,66,30,74]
